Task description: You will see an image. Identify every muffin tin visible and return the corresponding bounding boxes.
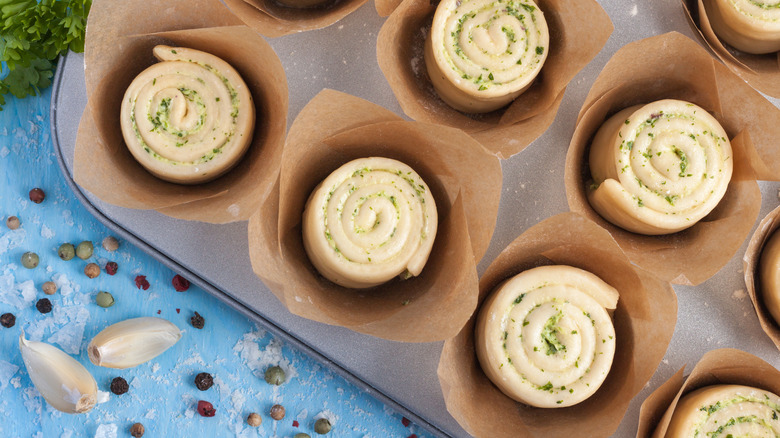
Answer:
[51,1,780,437]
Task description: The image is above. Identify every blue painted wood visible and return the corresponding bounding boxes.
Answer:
[0,89,427,437]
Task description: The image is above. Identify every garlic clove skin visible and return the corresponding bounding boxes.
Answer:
[88,316,182,369]
[19,332,97,414]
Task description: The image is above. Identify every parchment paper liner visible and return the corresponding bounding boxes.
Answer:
[744,205,780,351]
[376,0,612,159]
[223,0,368,38]
[565,31,780,286]
[247,89,502,342]
[75,0,288,223]
[438,212,677,438]
[682,0,780,99]
[637,348,780,438]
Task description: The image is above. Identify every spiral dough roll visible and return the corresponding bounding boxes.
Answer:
[588,99,733,235]
[475,265,618,408]
[302,157,438,289]
[760,229,780,326]
[703,0,780,54]
[120,45,255,184]
[665,385,780,437]
[424,0,549,113]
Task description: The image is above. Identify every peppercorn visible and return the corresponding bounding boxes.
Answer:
[102,236,119,252]
[247,412,262,427]
[110,377,129,395]
[36,298,52,314]
[21,252,39,269]
[197,400,216,417]
[6,216,19,230]
[76,241,93,260]
[29,188,45,204]
[270,404,285,421]
[172,274,190,292]
[105,261,118,275]
[84,263,100,279]
[41,281,57,295]
[194,372,213,391]
[130,422,145,437]
[264,366,286,385]
[294,434,311,438]
[96,291,115,308]
[314,418,332,435]
[190,311,205,329]
[58,243,75,261]
[0,313,15,328]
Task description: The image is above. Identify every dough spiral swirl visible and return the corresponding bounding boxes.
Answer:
[302,157,438,289]
[120,45,255,184]
[475,265,618,408]
[588,99,733,235]
[704,0,780,54]
[425,0,549,113]
[666,385,780,437]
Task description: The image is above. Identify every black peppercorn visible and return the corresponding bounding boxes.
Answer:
[191,311,205,329]
[35,298,52,314]
[194,372,214,391]
[110,376,129,395]
[0,313,15,328]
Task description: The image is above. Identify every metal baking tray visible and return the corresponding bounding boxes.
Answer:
[50,2,780,437]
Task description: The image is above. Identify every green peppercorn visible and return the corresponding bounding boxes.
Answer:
[58,243,75,261]
[264,366,286,385]
[75,241,93,260]
[294,434,311,438]
[314,418,332,435]
[96,291,115,308]
[21,252,39,269]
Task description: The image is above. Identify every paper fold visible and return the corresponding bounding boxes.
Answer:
[247,89,502,342]
[222,0,368,37]
[376,0,612,158]
[76,0,288,223]
[438,212,676,438]
[565,32,780,285]
[744,205,780,351]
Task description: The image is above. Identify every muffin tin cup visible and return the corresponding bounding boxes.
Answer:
[247,89,502,342]
[681,0,780,99]
[637,348,780,438]
[565,31,780,286]
[376,0,612,158]
[438,212,676,438]
[75,0,288,223]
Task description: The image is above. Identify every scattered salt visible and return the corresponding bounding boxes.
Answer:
[0,274,37,309]
[61,429,74,438]
[40,224,55,239]
[732,289,747,301]
[145,409,157,420]
[97,391,110,404]
[94,424,117,438]
[231,389,246,415]
[22,386,42,415]
[52,273,77,297]
[11,376,21,388]
[62,210,74,227]
[630,4,638,16]
[0,360,19,390]
[152,363,160,373]
[0,146,9,158]
[314,409,338,426]
[233,331,297,381]
[48,306,89,354]
[0,228,27,254]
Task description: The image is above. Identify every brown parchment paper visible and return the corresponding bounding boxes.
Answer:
[438,212,677,438]
[565,31,780,286]
[222,0,368,38]
[744,205,780,351]
[247,89,502,342]
[637,348,780,438]
[682,0,780,99]
[75,0,288,223]
[376,0,612,159]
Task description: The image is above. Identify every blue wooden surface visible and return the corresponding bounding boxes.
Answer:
[0,88,430,437]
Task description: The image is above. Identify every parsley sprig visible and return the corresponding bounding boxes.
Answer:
[0,0,91,109]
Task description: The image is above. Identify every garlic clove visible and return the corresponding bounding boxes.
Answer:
[18,332,98,414]
[88,316,182,369]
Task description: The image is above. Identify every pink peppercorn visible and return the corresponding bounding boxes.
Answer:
[172,275,190,292]
[197,400,216,417]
